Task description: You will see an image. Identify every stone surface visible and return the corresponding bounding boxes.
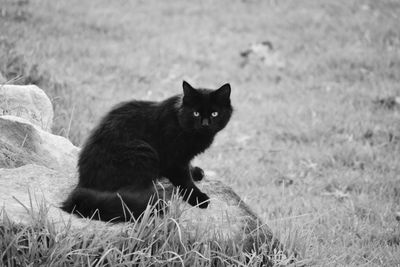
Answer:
[173,179,275,250]
[0,164,275,251]
[0,84,53,131]
[0,164,119,232]
[0,115,79,171]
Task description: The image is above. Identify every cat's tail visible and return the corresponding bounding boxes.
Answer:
[60,186,158,222]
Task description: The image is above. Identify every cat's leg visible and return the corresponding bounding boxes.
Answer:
[165,165,210,208]
[190,165,205,182]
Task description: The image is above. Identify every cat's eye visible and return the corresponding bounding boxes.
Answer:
[211,112,218,117]
[193,111,200,117]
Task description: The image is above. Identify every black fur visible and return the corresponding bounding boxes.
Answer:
[61,81,233,222]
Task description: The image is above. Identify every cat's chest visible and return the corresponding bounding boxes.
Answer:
[184,135,213,154]
[160,133,214,163]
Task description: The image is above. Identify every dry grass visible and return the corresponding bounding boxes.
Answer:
[1,0,400,265]
[1,193,289,266]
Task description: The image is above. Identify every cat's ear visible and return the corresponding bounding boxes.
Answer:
[213,83,231,104]
[182,80,199,105]
[182,80,196,96]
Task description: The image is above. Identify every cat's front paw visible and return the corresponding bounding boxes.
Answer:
[189,192,210,209]
[191,166,205,181]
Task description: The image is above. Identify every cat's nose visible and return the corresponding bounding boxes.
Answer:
[201,118,209,126]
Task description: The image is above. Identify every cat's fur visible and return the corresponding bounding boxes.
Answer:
[61,81,233,222]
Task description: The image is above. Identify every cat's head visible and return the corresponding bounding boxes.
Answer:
[178,80,233,134]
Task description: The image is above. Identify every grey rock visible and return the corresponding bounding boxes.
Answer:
[0,84,53,131]
[0,164,113,230]
[0,115,79,171]
[0,163,276,252]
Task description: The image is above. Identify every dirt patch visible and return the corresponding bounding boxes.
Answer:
[373,96,400,110]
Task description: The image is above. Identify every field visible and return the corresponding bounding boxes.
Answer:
[1,0,400,265]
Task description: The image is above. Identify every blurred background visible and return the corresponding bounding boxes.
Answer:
[1,0,400,264]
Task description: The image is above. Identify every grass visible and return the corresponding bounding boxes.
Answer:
[1,0,400,265]
[1,191,289,266]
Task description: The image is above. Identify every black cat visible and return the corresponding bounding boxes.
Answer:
[61,81,233,222]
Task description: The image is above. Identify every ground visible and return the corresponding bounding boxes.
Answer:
[1,0,400,265]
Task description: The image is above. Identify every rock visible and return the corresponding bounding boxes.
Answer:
[0,164,116,231]
[0,84,53,131]
[178,179,277,251]
[0,115,79,171]
[0,164,278,252]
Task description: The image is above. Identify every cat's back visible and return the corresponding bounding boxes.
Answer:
[90,97,180,143]
[111,99,158,117]
[97,100,158,137]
